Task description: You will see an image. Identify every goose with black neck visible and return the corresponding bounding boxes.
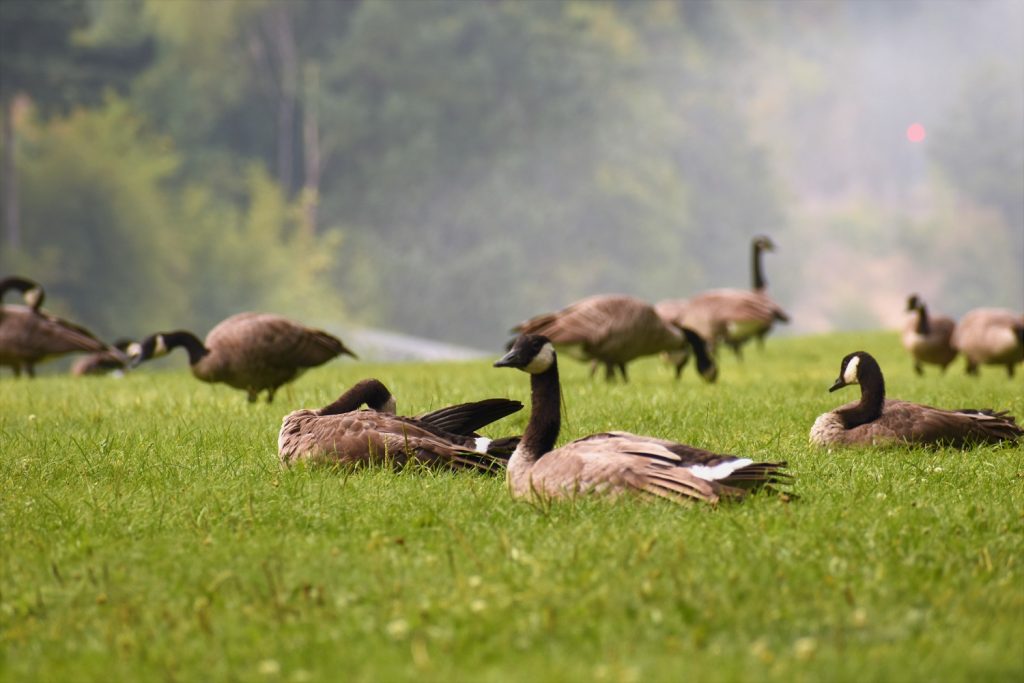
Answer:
[494,333,788,504]
[810,351,1022,447]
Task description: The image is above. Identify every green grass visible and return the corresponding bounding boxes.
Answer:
[2,331,1022,683]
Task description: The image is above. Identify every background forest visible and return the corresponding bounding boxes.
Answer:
[1,0,1021,350]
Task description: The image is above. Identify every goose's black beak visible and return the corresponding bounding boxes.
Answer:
[828,376,847,392]
[494,347,524,369]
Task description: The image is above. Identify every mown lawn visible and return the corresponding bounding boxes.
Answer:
[2,331,1022,682]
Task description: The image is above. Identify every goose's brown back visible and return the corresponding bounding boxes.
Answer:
[658,289,787,349]
[811,399,1022,447]
[279,409,500,470]
[0,305,108,371]
[510,431,786,504]
[196,312,353,391]
[952,308,1024,366]
[513,295,682,364]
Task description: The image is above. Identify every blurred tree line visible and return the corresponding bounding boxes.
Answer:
[1,0,1020,345]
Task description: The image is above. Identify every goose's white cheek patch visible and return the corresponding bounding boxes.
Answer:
[843,356,861,385]
[524,343,555,374]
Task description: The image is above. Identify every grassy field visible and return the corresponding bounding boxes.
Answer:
[2,331,1022,682]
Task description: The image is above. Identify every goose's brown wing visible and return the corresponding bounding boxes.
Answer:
[686,290,788,325]
[0,306,108,359]
[279,410,502,471]
[513,295,645,345]
[876,400,1022,446]
[415,398,523,435]
[208,313,354,369]
[533,433,787,504]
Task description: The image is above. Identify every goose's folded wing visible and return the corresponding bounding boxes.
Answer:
[415,398,523,435]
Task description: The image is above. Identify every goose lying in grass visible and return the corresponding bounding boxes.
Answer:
[493,334,788,504]
[130,312,356,402]
[1,276,118,377]
[901,295,957,375]
[278,378,522,470]
[810,351,1022,448]
[512,294,717,383]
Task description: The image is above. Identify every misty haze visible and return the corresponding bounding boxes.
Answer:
[1,0,1021,352]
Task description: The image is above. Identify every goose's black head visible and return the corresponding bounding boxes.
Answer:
[829,351,881,393]
[495,334,556,374]
[906,294,921,312]
[678,326,718,383]
[1,276,45,311]
[127,334,168,367]
[753,235,776,253]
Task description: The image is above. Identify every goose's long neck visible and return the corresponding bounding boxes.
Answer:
[752,242,766,291]
[914,304,931,335]
[165,331,210,366]
[837,367,885,429]
[519,360,562,462]
[319,380,392,416]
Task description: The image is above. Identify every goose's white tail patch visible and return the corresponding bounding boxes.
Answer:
[689,458,753,481]
[473,437,492,454]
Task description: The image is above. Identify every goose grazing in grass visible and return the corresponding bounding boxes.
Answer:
[71,339,134,377]
[656,236,789,363]
[0,276,114,377]
[130,312,356,402]
[901,294,957,375]
[810,351,1022,448]
[951,308,1024,378]
[493,334,788,505]
[511,294,717,383]
[278,378,522,469]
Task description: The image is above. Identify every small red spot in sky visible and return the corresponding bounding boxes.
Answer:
[906,123,927,143]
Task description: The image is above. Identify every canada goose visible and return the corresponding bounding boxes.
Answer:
[71,339,134,377]
[511,294,717,383]
[950,308,1024,378]
[656,236,789,361]
[130,312,356,402]
[493,334,788,505]
[1,276,112,377]
[810,351,1022,447]
[901,295,957,375]
[279,378,522,469]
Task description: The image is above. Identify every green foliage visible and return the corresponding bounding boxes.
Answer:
[1,332,1022,681]
[2,0,1020,347]
[175,165,347,333]
[4,98,345,339]
[9,98,187,335]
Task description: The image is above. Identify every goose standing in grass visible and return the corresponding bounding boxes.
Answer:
[493,334,788,504]
[901,294,957,375]
[1,276,115,377]
[656,236,789,362]
[511,294,717,383]
[278,378,522,469]
[130,312,356,402]
[810,351,1022,448]
[950,308,1024,378]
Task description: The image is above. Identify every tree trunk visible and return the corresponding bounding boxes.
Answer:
[266,6,298,196]
[302,62,321,237]
[2,96,20,252]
